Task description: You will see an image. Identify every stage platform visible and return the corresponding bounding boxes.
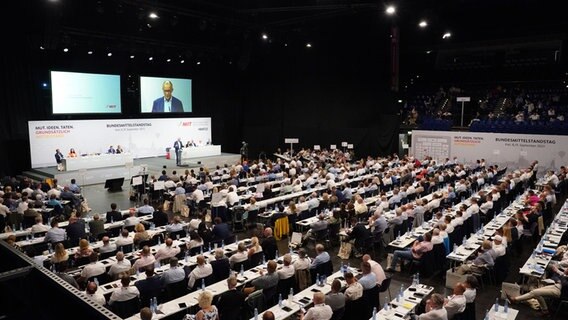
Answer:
[23,153,241,186]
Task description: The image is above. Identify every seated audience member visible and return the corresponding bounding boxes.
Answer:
[187,255,213,290]
[277,254,295,280]
[85,281,106,306]
[463,276,478,304]
[132,246,157,272]
[108,251,132,280]
[140,307,152,320]
[44,219,67,244]
[77,252,106,284]
[362,254,386,287]
[444,283,466,319]
[166,215,184,233]
[386,232,433,272]
[294,248,311,271]
[344,272,363,301]
[154,237,181,262]
[310,244,331,270]
[75,238,94,259]
[411,293,447,320]
[243,260,279,295]
[108,276,140,305]
[325,279,346,312]
[299,292,333,320]
[247,236,263,258]
[507,265,568,316]
[137,198,155,216]
[210,248,231,282]
[114,228,133,249]
[357,261,378,290]
[229,242,248,268]
[88,213,105,240]
[51,242,69,264]
[124,209,140,227]
[133,223,151,246]
[456,240,494,275]
[99,235,117,254]
[153,205,169,227]
[135,266,163,307]
[161,257,186,285]
[55,261,80,289]
[217,275,246,320]
[211,217,232,241]
[31,215,49,233]
[106,203,123,223]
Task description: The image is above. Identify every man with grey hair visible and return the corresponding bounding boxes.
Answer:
[261,227,277,260]
[299,292,332,320]
[217,275,246,320]
[108,251,132,279]
[411,293,448,320]
[277,254,295,279]
[211,248,230,283]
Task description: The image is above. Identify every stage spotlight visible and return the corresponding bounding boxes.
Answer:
[419,20,428,28]
[261,33,268,40]
[149,12,159,19]
[149,56,153,61]
[442,32,452,39]
[385,6,396,15]
[130,55,135,59]
[63,48,69,52]
[107,52,112,57]
[88,50,93,55]
[306,43,312,48]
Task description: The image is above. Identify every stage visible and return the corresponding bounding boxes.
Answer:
[23,153,241,186]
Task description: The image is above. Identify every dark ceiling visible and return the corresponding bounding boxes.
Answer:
[21,0,568,67]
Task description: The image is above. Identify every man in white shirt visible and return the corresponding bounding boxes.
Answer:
[30,215,50,233]
[344,272,363,301]
[226,186,240,206]
[191,187,205,205]
[300,292,333,320]
[108,277,140,305]
[84,281,107,306]
[187,255,213,289]
[444,283,466,319]
[415,293,448,320]
[154,237,181,262]
[490,235,506,259]
[362,254,386,287]
[108,251,132,279]
[115,229,134,248]
[78,252,107,283]
[277,254,295,280]
[99,236,118,254]
[132,246,156,271]
[123,209,140,227]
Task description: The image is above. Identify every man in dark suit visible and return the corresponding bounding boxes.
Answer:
[173,138,183,166]
[152,205,169,227]
[88,213,106,240]
[212,217,232,241]
[66,216,86,247]
[210,248,231,282]
[55,149,64,171]
[106,203,123,223]
[151,80,184,112]
[346,217,372,258]
[261,227,277,260]
[217,275,246,320]
[135,266,164,308]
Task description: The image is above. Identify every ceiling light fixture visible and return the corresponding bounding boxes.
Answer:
[130,55,135,59]
[180,60,185,64]
[419,20,428,28]
[148,12,159,19]
[149,57,153,61]
[63,48,69,52]
[107,52,112,57]
[197,61,201,65]
[88,51,93,55]
[261,33,268,40]
[39,46,45,50]
[442,32,452,39]
[166,58,171,62]
[385,6,396,15]
[306,43,312,48]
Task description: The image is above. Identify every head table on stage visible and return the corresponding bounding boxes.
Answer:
[62,153,134,171]
[181,145,221,161]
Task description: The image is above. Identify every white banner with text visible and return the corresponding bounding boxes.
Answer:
[28,118,212,168]
[411,130,566,173]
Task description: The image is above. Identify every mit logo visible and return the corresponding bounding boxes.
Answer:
[180,121,192,126]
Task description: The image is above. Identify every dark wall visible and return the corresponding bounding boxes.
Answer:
[1,18,400,176]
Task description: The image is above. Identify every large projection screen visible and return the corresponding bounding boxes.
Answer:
[51,71,122,114]
[28,118,212,168]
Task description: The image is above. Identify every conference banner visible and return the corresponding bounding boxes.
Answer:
[411,130,566,173]
[28,118,212,168]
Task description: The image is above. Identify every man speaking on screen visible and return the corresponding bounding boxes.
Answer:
[151,80,184,112]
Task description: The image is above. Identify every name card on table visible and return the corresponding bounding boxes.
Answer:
[347,144,354,149]
[341,142,348,147]
[314,145,321,150]
[284,138,299,144]
[330,145,337,150]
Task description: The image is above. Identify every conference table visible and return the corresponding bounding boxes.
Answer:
[62,153,134,171]
[181,145,221,160]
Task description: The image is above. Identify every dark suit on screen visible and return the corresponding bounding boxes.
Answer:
[151,96,184,113]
